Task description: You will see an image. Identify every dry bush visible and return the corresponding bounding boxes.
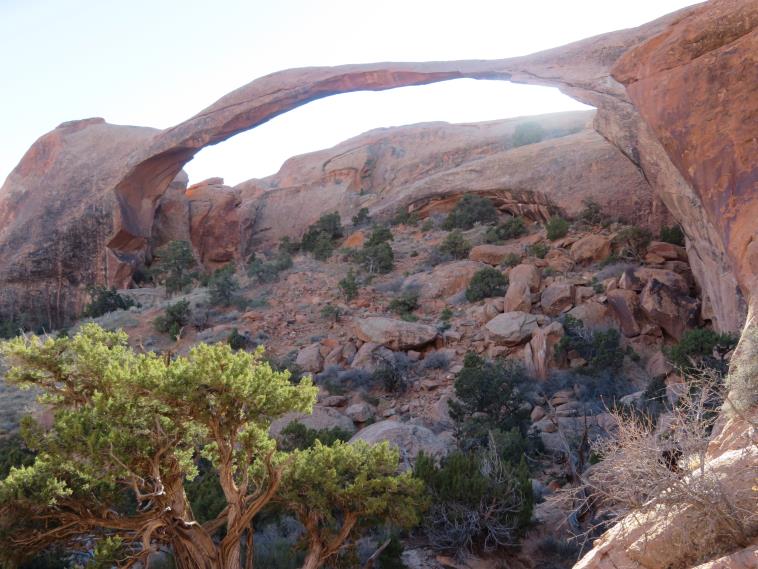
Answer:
[553,370,757,565]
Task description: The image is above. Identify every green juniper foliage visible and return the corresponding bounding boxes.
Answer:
[545,216,569,240]
[465,268,508,302]
[154,299,191,339]
[338,269,359,301]
[438,230,471,260]
[484,217,526,243]
[82,286,135,318]
[208,264,240,306]
[149,240,200,295]
[442,195,498,230]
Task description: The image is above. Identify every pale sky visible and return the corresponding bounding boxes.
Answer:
[0,0,700,186]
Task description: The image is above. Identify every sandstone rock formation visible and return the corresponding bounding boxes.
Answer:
[353,317,438,350]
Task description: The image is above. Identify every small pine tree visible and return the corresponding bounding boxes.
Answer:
[154,299,191,339]
[545,216,569,240]
[82,286,135,318]
[312,233,335,261]
[442,195,498,230]
[360,242,394,274]
[150,240,200,295]
[351,207,371,226]
[339,269,359,301]
[208,264,239,306]
[465,268,508,302]
[438,230,471,260]
[484,217,527,243]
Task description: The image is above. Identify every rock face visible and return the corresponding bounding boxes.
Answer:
[404,260,486,300]
[485,311,543,346]
[353,317,438,350]
[349,420,450,463]
[0,119,158,328]
[2,1,752,336]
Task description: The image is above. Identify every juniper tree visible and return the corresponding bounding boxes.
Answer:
[0,324,317,569]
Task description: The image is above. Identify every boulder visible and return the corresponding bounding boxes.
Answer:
[345,402,375,423]
[295,342,324,373]
[504,263,541,312]
[606,289,643,337]
[485,311,543,346]
[354,317,438,350]
[404,260,486,299]
[469,244,521,265]
[640,279,699,340]
[350,420,450,463]
[503,279,532,312]
[568,301,620,332]
[540,282,575,316]
[634,267,690,294]
[544,249,575,273]
[270,406,356,438]
[570,234,611,264]
[509,264,541,291]
[523,321,564,380]
[647,241,687,260]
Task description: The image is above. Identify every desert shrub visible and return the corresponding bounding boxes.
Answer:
[365,225,394,247]
[556,316,624,374]
[82,286,135,318]
[666,328,737,376]
[278,421,352,452]
[208,264,240,306]
[512,121,545,147]
[415,440,533,554]
[560,372,754,566]
[392,209,420,227]
[528,242,549,259]
[154,299,191,339]
[247,251,293,283]
[312,232,335,261]
[149,240,201,295]
[227,328,250,351]
[339,269,359,301]
[578,199,606,226]
[352,207,371,227]
[437,230,471,260]
[465,268,508,302]
[388,290,419,320]
[612,226,652,261]
[373,352,413,393]
[421,219,435,232]
[301,212,344,253]
[320,304,341,322]
[278,236,299,255]
[501,253,521,268]
[420,351,450,371]
[442,195,498,230]
[639,374,669,419]
[659,224,685,246]
[359,242,394,274]
[484,217,526,243]
[449,353,531,449]
[545,216,569,240]
[0,315,25,340]
[535,536,581,568]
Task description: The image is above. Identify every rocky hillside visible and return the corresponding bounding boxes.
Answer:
[0,1,755,568]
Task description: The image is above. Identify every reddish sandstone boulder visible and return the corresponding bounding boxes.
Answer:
[570,234,611,264]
